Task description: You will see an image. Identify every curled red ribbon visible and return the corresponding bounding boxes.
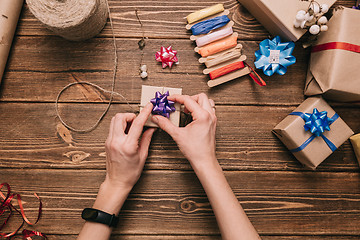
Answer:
[312,42,360,53]
[0,183,46,239]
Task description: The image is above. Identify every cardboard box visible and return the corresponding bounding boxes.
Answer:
[0,0,23,83]
[305,8,360,102]
[273,97,354,169]
[350,133,360,167]
[140,85,182,128]
[237,0,336,41]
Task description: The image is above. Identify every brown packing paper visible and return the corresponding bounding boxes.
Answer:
[273,97,354,170]
[140,85,182,128]
[237,0,336,42]
[350,133,360,167]
[305,8,360,102]
[0,0,23,84]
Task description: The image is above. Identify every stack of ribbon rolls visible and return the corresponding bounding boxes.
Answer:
[186,4,251,87]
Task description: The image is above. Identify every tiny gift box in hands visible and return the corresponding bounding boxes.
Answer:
[273,97,354,170]
[140,85,182,128]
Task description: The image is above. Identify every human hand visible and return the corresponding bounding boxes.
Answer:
[103,103,156,191]
[152,93,217,170]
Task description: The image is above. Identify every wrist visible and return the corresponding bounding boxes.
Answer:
[92,180,132,215]
[191,155,220,175]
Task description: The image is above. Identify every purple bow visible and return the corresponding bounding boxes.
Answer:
[150,91,176,118]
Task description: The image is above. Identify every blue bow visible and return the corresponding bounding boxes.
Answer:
[150,91,176,118]
[289,108,339,152]
[254,36,296,76]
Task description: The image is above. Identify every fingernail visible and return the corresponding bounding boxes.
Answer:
[152,116,158,123]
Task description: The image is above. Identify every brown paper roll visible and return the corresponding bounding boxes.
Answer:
[0,0,23,83]
[26,0,108,41]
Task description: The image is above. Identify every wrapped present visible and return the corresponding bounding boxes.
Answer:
[350,133,360,167]
[237,0,336,41]
[273,97,354,169]
[305,8,360,102]
[0,0,23,83]
[140,85,182,128]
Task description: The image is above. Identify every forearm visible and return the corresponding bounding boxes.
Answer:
[77,181,132,240]
[192,158,260,240]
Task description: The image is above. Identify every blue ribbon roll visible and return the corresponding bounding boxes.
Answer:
[190,15,230,35]
[254,36,296,76]
[289,108,339,153]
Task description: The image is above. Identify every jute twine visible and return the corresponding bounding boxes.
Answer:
[26,0,108,41]
[54,0,135,133]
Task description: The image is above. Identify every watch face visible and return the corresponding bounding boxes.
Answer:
[82,208,98,220]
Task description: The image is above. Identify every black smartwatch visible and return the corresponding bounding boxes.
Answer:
[81,208,119,228]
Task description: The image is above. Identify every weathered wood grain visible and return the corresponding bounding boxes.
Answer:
[17,235,360,240]
[0,103,358,171]
[16,0,356,40]
[1,169,359,235]
[2,37,309,105]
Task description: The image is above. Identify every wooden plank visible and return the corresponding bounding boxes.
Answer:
[21,235,360,240]
[2,37,310,105]
[16,1,356,40]
[0,103,358,171]
[1,169,359,235]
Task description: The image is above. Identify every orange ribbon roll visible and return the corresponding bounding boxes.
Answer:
[209,61,245,80]
[198,34,238,57]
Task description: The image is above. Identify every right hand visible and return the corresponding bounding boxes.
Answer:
[151,93,217,169]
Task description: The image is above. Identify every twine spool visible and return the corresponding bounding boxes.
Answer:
[26,0,108,41]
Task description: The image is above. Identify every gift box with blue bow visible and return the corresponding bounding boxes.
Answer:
[273,97,354,169]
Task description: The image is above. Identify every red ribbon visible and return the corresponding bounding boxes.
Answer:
[311,42,360,53]
[209,61,245,80]
[0,183,46,239]
[244,62,266,86]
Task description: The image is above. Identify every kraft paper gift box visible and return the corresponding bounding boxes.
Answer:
[350,133,360,167]
[305,8,360,102]
[237,0,336,42]
[140,85,182,128]
[273,97,354,170]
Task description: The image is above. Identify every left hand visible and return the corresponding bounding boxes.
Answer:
[103,103,156,191]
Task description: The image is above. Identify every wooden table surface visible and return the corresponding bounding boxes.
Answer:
[1,0,359,239]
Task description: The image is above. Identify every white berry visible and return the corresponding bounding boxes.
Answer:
[294,20,301,28]
[320,25,328,32]
[317,16,328,25]
[305,13,314,22]
[140,64,147,72]
[300,20,307,29]
[296,12,306,21]
[309,24,320,35]
[297,10,306,15]
[321,4,329,13]
[311,3,320,14]
[140,71,148,78]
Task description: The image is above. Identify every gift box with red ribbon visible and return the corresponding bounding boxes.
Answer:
[273,97,354,169]
[305,8,360,102]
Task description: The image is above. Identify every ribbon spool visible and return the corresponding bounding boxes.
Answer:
[26,0,108,41]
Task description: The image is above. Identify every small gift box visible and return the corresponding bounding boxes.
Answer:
[273,97,354,169]
[237,0,336,41]
[305,8,360,102]
[350,133,360,167]
[140,85,182,128]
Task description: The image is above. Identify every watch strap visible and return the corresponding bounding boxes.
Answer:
[81,208,119,228]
